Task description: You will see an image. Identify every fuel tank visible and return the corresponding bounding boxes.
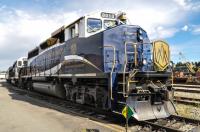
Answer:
[32,82,66,98]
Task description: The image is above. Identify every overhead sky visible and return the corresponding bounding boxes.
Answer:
[0,0,200,70]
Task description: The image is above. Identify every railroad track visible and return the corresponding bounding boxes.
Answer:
[3,82,200,132]
[173,87,200,93]
[173,84,200,93]
[173,83,200,106]
[173,84,200,88]
[141,115,200,132]
[174,96,200,105]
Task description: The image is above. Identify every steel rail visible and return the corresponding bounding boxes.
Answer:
[138,115,200,132]
[174,96,200,105]
[174,87,200,93]
[173,84,200,88]
[139,120,182,132]
[170,115,200,125]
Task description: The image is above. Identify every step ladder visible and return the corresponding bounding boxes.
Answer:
[112,40,140,113]
[122,41,138,97]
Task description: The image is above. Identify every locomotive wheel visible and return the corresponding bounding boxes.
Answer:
[17,79,22,89]
[18,79,25,89]
[27,81,33,91]
[72,93,77,103]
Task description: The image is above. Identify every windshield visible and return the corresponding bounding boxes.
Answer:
[87,18,102,33]
[104,20,117,29]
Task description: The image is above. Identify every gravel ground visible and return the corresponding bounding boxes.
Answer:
[175,103,200,120]
[0,81,123,132]
[1,79,199,132]
[174,89,200,120]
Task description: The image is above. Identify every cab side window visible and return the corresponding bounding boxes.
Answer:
[104,20,117,29]
[71,26,76,38]
[87,18,102,33]
[18,61,22,67]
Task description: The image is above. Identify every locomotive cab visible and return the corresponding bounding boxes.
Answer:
[51,12,123,42]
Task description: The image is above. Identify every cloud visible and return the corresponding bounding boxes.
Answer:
[173,0,200,11]
[152,26,178,39]
[179,24,200,34]
[182,25,188,31]
[0,0,199,70]
[0,6,80,70]
[126,7,181,39]
[192,25,200,34]
[63,0,196,39]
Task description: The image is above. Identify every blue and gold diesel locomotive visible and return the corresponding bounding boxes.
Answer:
[18,11,176,121]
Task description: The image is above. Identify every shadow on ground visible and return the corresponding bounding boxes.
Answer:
[0,81,126,132]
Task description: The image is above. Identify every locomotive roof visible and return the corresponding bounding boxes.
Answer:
[27,11,140,60]
[51,16,84,37]
[28,46,39,54]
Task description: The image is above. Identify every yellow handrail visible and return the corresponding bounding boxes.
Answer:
[123,42,138,97]
[171,61,174,87]
[104,45,116,100]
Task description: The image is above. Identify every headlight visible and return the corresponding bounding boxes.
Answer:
[139,29,143,34]
[137,28,143,42]
[139,35,143,40]
[143,59,147,65]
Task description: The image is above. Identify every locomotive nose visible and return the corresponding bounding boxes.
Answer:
[126,96,177,121]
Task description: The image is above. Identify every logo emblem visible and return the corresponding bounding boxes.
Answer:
[153,40,170,71]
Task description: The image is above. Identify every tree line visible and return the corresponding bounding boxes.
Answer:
[175,62,200,67]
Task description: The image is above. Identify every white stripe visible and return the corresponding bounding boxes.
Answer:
[29,55,101,77]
